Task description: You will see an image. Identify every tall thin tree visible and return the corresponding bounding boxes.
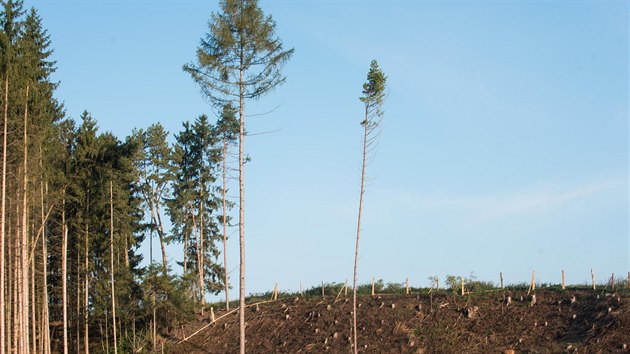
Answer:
[0,69,6,354]
[109,180,117,354]
[83,191,89,354]
[352,60,386,354]
[61,193,68,354]
[21,84,29,354]
[184,1,293,351]
[0,1,25,350]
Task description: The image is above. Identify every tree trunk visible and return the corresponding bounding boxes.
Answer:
[84,222,89,354]
[123,232,129,269]
[15,206,20,353]
[36,149,45,354]
[198,200,205,311]
[109,181,118,354]
[104,310,109,354]
[238,64,246,354]
[0,76,7,354]
[22,85,30,354]
[189,205,198,303]
[148,200,167,275]
[152,305,156,350]
[222,136,229,310]
[182,212,188,276]
[12,219,17,353]
[76,238,81,354]
[62,195,68,354]
[30,249,35,354]
[7,207,13,354]
[155,202,167,274]
[352,103,370,354]
[41,178,50,354]
[132,313,135,351]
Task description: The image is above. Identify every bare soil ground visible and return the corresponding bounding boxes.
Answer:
[167,289,630,353]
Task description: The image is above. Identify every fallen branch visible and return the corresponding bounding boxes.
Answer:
[334,283,346,303]
[178,299,277,344]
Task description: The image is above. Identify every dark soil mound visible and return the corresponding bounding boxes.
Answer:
[167,289,630,353]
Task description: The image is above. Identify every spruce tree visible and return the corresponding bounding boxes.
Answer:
[170,116,224,311]
[168,122,196,278]
[184,2,293,349]
[19,10,61,352]
[138,123,173,275]
[1,3,64,352]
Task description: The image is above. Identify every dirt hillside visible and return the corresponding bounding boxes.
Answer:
[168,289,630,353]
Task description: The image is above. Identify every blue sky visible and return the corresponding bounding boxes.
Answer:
[26,0,628,298]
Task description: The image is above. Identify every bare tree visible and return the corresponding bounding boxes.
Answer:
[109,180,117,354]
[62,194,68,354]
[0,77,7,354]
[40,175,50,354]
[84,194,89,354]
[21,84,29,354]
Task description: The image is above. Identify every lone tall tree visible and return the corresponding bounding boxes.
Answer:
[184,1,293,352]
[352,60,386,354]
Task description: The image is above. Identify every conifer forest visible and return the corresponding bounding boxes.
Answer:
[0,0,628,353]
[0,0,289,351]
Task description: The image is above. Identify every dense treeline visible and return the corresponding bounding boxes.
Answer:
[0,1,238,352]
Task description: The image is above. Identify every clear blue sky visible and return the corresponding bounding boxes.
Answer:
[26,0,628,298]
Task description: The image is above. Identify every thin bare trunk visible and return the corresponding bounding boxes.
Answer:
[198,200,204,310]
[222,137,229,310]
[76,247,80,354]
[352,104,369,354]
[15,203,20,354]
[104,311,109,354]
[62,195,68,354]
[238,64,246,354]
[21,85,30,354]
[12,223,17,353]
[150,293,155,348]
[36,150,45,354]
[155,202,167,274]
[0,76,7,354]
[30,252,35,354]
[131,314,135,350]
[124,233,128,269]
[152,305,156,349]
[189,204,198,302]
[41,229,49,354]
[148,201,167,274]
[109,181,117,354]
[40,177,50,354]
[84,222,89,354]
[8,208,13,354]
[182,217,188,275]
[12,222,17,353]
